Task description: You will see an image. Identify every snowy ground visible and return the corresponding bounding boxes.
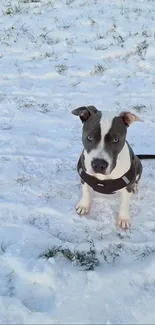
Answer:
[0,0,155,323]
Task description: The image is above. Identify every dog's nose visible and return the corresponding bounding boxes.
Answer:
[91,159,108,173]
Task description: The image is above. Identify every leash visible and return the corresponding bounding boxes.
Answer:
[137,154,155,159]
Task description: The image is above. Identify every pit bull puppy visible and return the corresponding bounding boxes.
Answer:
[72,106,143,229]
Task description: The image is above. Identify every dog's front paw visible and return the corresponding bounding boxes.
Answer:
[76,199,90,216]
[117,216,130,229]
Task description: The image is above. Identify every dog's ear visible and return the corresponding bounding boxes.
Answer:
[72,106,98,123]
[120,111,143,126]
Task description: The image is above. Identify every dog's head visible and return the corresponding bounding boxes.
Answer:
[72,106,143,175]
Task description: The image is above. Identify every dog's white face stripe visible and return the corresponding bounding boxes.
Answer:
[100,116,113,174]
[84,116,113,174]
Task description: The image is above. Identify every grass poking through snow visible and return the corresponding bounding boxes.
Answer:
[39,246,99,271]
[91,64,107,75]
[39,244,126,270]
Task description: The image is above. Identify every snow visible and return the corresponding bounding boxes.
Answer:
[0,0,155,323]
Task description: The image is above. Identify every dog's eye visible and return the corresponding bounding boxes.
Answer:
[112,137,119,143]
[87,135,93,141]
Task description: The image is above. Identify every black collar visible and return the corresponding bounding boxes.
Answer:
[77,156,135,195]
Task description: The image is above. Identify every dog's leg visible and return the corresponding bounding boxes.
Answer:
[117,189,132,229]
[76,182,91,216]
[131,182,138,194]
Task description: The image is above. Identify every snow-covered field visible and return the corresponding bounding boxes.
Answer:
[0,0,155,323]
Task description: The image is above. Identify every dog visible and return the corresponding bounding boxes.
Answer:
[72,106,143,229]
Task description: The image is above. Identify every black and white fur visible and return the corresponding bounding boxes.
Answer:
[72,106,143,229]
